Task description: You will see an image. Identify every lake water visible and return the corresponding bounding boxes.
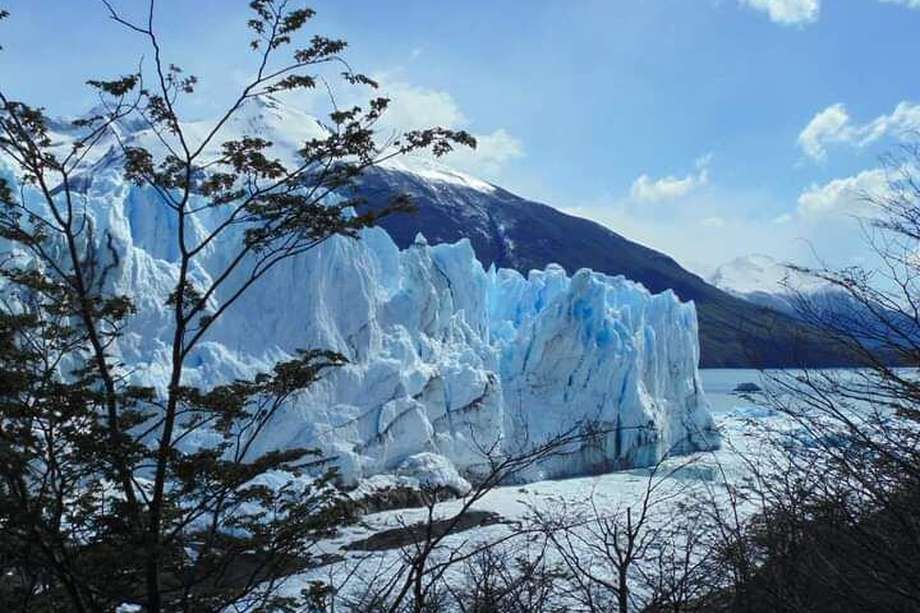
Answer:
[700,368,767,413]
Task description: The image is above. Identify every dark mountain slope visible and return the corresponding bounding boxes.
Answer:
[359,165,842,368]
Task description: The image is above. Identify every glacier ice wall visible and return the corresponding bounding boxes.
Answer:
[0,152,718,488]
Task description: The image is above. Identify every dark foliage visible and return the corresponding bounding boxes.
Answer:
[0,2,472,611]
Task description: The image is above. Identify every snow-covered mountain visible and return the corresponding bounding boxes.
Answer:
[18,96,846,368]
[709,254,828,316]
[0,98,719,488]
[711,254,920,355]
[355,160,846,368]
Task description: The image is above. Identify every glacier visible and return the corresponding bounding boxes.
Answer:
[194,227,720,487]
[0,100,719,489]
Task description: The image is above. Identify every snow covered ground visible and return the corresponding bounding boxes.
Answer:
[273,369,778,606]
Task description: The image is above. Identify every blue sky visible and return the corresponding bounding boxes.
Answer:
[2,0,919,275]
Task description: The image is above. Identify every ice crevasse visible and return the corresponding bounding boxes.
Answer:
[0,158,719,491]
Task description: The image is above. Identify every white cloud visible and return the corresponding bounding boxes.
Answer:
[562,185,877,279]
[797,103,850,161]
[373,78,524,179]
[740,0,919,26]
[797,168,889,217]
[879,0,920,8]
[435,128,524,177]
[630,174,702,202]
[562,161,897,277]
[375,79,466,130]
[300,74,523,179]
[629,156,711,203]
[740,0,820,25]
[798,101,920,161]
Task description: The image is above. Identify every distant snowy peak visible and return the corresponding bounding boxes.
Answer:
[709,254,838,317]
[710,254,825,297]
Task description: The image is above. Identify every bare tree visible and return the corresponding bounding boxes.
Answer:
[327,426,597,613]
[527,448,712,613]
[444,540,569,613]
[697,143,920,611]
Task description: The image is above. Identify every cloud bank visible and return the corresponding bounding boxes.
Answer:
[301,74,523,180]
[798,101,920,161]
[372,78,524,178]
[629,156,711,203]
[741,0,920,26]
[797,168,889,216]
[740,0,820,25]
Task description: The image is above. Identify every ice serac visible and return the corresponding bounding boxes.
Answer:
[489,264,716,480]
[158,225,716,484]
[149,224,718,485]
[0,102,719,488]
